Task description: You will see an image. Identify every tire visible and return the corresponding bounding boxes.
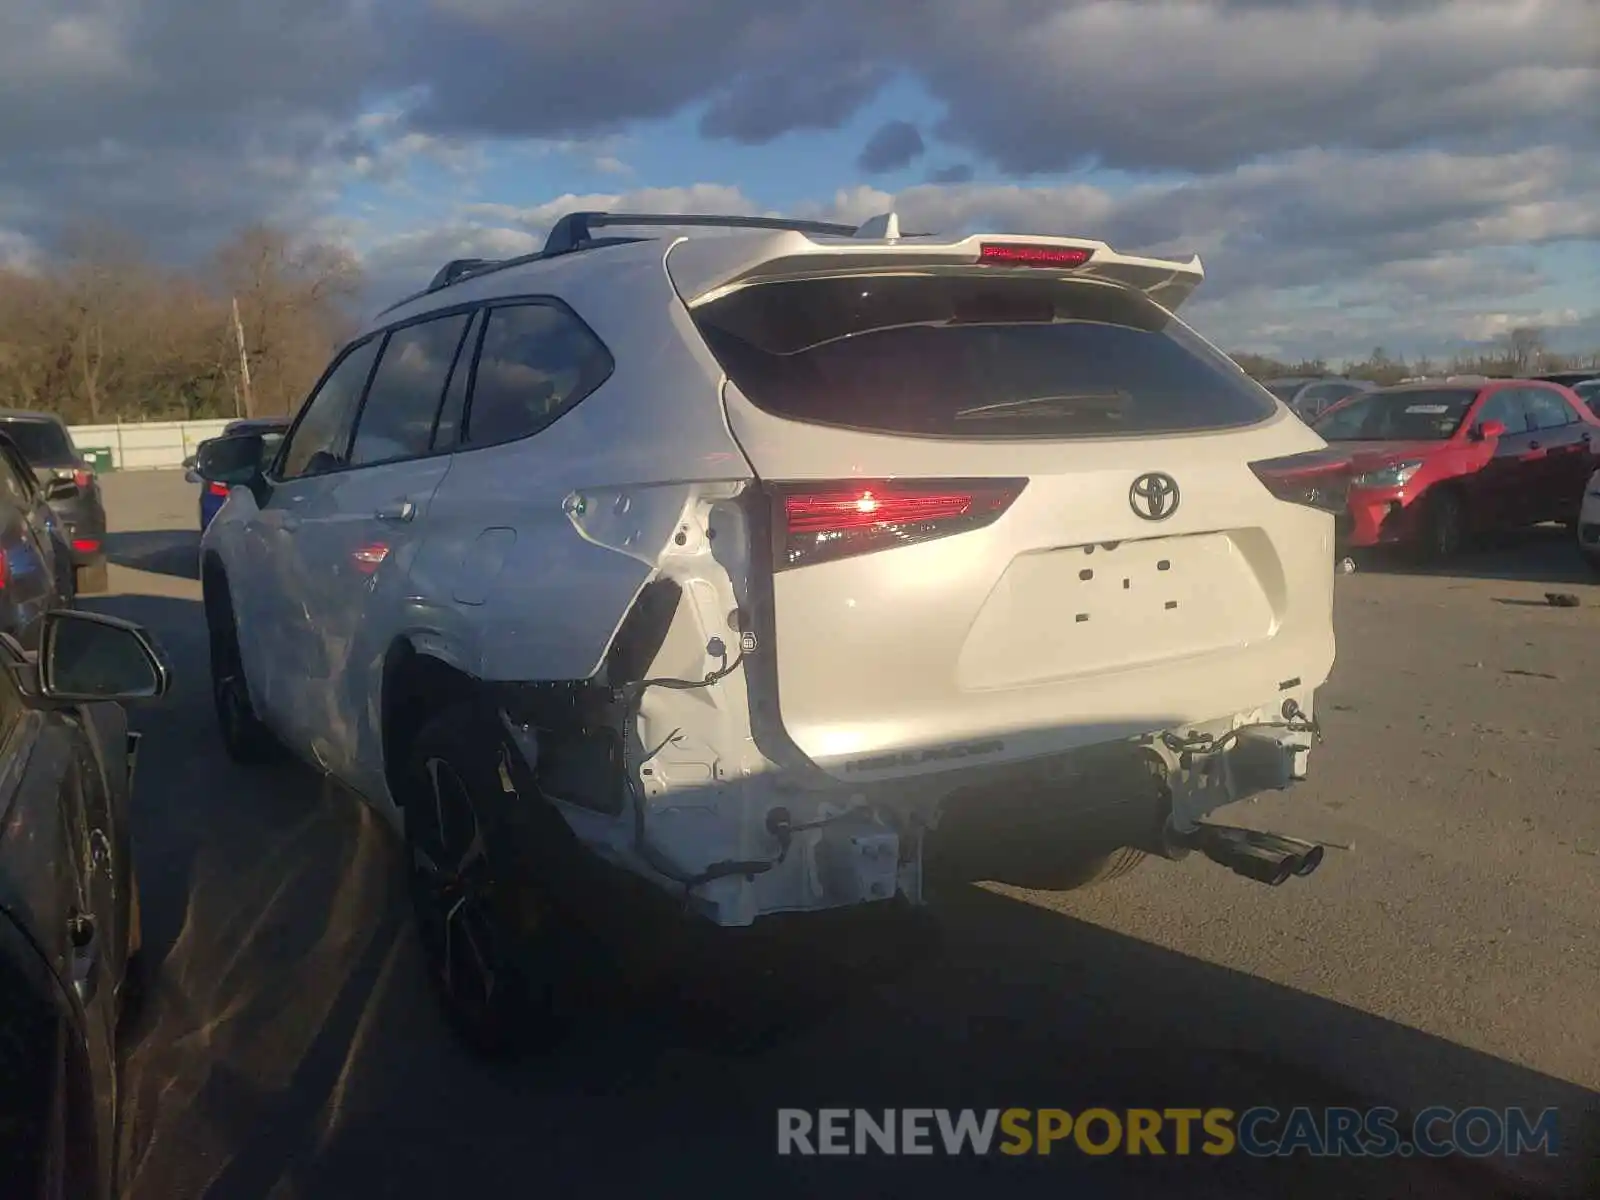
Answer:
[206,584,282,764]
[75,561,109,595]
[403,703,567,1059]
[1418,488,1464,562]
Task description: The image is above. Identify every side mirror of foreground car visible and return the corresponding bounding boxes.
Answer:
[195,432,267,489]
[1470,419,1507,442]
[34,610,173,703]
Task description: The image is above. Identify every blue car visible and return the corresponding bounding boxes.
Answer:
[191,418,288,531]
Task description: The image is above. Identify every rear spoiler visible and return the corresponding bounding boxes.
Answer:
[667,229,1206,312]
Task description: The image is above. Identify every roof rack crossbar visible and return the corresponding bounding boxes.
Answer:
[541,211,859,256]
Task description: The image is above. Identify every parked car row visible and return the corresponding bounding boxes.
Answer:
[0,412,109,594]
[1308,376,1600,561]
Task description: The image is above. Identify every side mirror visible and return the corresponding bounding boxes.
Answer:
[1471,419,1507,442]
[36,610,172,703]
[184,469,201,485]
[196,433,267,487]
[43,478,79,502]
[181,454,197,470]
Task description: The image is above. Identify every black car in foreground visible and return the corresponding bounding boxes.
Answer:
[0,413,109,595]
[0,609,172,1200]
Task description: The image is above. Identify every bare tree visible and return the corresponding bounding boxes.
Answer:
[1503,325,1547,375]
[213,225,362,416]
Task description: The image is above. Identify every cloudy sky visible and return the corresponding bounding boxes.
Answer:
[1,0,1596,361]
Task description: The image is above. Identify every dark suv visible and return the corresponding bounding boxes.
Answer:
[0,412,108,593]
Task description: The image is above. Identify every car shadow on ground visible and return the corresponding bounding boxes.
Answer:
[106,529,200,582]
[1348,527,1598,588]
[85,592,1600,1200]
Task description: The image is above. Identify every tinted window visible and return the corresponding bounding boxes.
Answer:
[1523,387,1578,431]
[0,419,74,466]
[1314,389,1481,441]
[0,455,28,507]
[431,309,483,452]
[277,338,381,480]
[1473,391,1530,435]
[694,275,1276,438]
[349,314,471,466]
[1575,380,1600,411]
[463,304,613,447]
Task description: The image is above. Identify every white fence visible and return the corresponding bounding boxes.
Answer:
[66,419,235,470]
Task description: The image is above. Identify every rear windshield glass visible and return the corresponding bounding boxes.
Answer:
[1312,389,1477,441]
[692,274,1277,438]
[0,418,75,465]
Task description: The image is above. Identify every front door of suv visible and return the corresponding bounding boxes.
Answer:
[242,336,381,751]
[281,309,474,793]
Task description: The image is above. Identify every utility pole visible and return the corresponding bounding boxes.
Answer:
[231,296,253,418]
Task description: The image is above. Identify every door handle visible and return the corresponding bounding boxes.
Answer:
[376,500,416,524]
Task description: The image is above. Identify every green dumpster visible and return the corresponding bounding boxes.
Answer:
[80,447,114,472]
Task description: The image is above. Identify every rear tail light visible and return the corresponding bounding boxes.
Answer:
[1249,450,1352,514]
[72,470,92,490]
[979,242,1094,268]
[72,538,100,554]
[207,481,231,498]
[352,543,390,575]
[0,547,7,590]
[771,479,1027,570]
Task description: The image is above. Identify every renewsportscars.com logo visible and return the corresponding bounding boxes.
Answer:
[777,1106,1562,1159]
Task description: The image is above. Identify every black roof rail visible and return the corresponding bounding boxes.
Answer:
[541,211,859,255]
[377,211,862,318]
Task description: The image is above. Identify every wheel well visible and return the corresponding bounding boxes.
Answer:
[381,643,479,806]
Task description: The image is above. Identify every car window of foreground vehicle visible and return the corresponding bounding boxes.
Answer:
[0,419,75,467]
[1313,388,1479,441]
[693,274,1277,438]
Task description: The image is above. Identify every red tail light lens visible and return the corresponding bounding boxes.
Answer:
[0,547,8,590]
[772,479,1026,570]
[979,243,1094,268]
[1249,450,1352,514]
[207,481,231,497]
[72,470,92,490]
[71,538,100,554]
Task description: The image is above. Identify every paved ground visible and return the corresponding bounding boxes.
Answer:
[96,471,1598,1199]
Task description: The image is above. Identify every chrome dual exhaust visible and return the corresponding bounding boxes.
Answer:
[1174,822,1325,886]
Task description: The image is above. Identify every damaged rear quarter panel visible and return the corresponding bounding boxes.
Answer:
[402,247,758,685]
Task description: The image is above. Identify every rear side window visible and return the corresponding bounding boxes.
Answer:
[691,274,1276,438]
[432,310,484,451]
[349,312,472,466]
[0,420,73,466]
[462,303,613,447]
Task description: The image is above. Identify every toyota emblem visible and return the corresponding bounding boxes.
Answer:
[1129,472,1180,521]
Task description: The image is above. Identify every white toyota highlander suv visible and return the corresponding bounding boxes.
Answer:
[195,210,1345,1053]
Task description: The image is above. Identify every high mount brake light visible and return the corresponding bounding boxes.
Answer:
[1249,450,1352,514]
[978,243,1094,268]
[773,479,1027,570]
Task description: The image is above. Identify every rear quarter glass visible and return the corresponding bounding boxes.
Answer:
[691,274,1276,439]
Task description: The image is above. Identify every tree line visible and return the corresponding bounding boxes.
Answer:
[1232,326,1599,386]
[0,224,362,426]
[0,225,1594,426]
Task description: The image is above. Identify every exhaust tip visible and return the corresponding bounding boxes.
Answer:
[1292,844,1325,876]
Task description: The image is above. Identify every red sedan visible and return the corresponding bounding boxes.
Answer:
[1311,378,1600,559]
